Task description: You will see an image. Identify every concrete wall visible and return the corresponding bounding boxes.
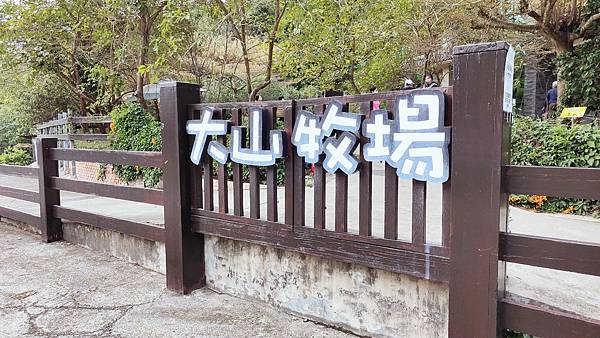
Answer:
[2,217,448,337]
[62,222,166,274]
[204,236,449,338]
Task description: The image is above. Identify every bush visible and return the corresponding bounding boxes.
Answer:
[108,102,162,187]
[0,147,32,166]
[511,116,600,217]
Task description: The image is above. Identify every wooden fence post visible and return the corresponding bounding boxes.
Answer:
[448,42,511,338]
[35,138,62,243]
[160,82,205,294]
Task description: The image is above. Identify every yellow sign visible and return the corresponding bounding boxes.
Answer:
[560,107,587,118]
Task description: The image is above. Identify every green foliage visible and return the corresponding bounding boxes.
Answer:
[0,147,33,166]
[109,102,162,187]
[556,36,600,114]
[277,0,411,93]
[512,117,600,167]
[511,116,600,217]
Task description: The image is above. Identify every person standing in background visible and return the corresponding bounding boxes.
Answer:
[371,87,381,110]
[402,79,416,90]
[544,81,558,119]
[423,73,439,88]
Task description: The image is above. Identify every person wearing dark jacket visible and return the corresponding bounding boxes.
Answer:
[423,73,439,88]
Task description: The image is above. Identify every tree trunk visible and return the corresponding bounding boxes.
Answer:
[552,36,574,107]
[72,31,86,116]
[135,7,149,110]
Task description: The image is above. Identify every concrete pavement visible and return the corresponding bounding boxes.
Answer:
[0,224,354,338]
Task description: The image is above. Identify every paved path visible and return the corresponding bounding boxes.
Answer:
[1,166,599,322]
[0,224,353,338]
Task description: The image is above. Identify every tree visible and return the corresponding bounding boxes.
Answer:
[276,0,415,93]
[213,0,289,101]
[0,0,113,115]
[477,0,600,103]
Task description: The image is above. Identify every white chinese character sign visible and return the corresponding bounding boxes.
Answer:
[187,90,450,183]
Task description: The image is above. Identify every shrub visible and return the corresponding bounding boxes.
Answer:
[0,146,32,166]
[108,102,162,187]
[510,116,600,217]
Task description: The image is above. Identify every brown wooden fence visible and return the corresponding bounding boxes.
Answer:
[0,41,599,337]
[0,140,164,243]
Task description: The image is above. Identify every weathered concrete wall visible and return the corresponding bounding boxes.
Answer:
[204,235,449,338]
[2,217,448,337]
[62,222,166,274]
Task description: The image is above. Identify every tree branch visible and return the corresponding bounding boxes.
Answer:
[578,12,600,37]
[249,0,288,100]
[477,9,540,33]
[518,0,543,23]
[542,0,558,27]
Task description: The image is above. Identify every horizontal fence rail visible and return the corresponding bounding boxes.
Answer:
[53,206,164,242]
[0,205,40,227]
[0,185,39,203]
[37,116,112,130]
[504,165,600,200]
[0,164,38,177]
[500,232,600,277]
[37,134,109,141]
[190,208,450,283]
[0,163,42,227]
[48,148,164,168]
[0,140,165,245]
[49,177,163,205]
[499,297,600,338]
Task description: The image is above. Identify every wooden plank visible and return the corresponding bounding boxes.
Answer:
[499,297,600,338]
[215,109,229,214]
[192,206,448,255]
[358,106,372,237]
[500,232,600,277]
[295,88,449,106]
[384,163,398,240]
[69,116,112,124]
[231,109,244,216]
[504,165,600,200]
[35,138,62,242]
[202,151,214,211]
[190,100,293,110]
[0,164,38,177]
[313,158,326,230]
[284,104,295,225]
[334,171,348,233]
[0,185,39,203]
[312,104,326,229]
[265,107,278,222]
[249,166,260,219]
[0,206,40,227]
[293,105,305,227]
[189,107,203,209]
[448,43,510,337]
[412,180,426,245]
[441,88,453,247]
[190,209,450,283]
[53,206,164,242]
[36,118,68,130]
[38,134,108,141]
[160,81,205,294]
[48,149,163,168]
[441,180,451,248]
[49,177,163,205]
